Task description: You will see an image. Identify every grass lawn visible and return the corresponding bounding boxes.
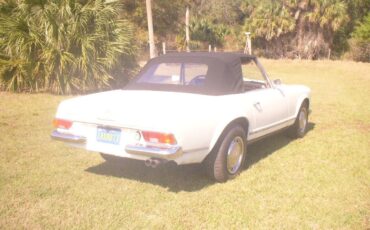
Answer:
[0,59,369,229]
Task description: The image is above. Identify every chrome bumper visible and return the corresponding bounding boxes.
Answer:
[51,130,182,160]
[51,130,86,143]
[125,144,183,160]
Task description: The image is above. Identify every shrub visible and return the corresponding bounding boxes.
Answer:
[346,13,370,62]
[0,0,136,94]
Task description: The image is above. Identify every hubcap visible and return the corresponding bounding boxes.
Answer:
[298,108,307,133]
[226,136,244,174]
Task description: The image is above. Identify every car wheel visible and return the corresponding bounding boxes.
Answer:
[205,126,247,182]
[288,102,309,138]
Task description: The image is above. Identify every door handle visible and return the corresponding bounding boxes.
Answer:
[254,102,262,112]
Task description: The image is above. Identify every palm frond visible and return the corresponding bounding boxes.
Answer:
[0,0,136,94]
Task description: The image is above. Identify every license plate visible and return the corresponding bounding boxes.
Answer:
[96,127,121,145]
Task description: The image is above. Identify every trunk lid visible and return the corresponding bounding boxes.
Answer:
[56,90,217,132]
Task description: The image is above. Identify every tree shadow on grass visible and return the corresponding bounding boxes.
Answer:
[86,123,315,193]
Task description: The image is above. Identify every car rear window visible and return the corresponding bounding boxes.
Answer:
[137,63,209,86]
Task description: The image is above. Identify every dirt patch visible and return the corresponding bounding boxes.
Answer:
[355,122,370,133]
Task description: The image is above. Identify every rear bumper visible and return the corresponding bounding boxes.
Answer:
[51,130,86,143]
[125,144,182,160]
[50,130,183,160]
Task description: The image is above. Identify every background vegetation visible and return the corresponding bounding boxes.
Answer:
[0,0,369,93]
[122,0,369,60]
[0,0,136,94]
[1,60,369,228]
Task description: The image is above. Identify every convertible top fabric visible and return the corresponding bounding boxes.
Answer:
[125,52,255,95]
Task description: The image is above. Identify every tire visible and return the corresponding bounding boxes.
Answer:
[204,126,247,183]
[288,102,309,138]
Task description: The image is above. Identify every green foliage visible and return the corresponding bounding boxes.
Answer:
[190,18,229,46]
[0,0,136,94]
[345,0,370,26]
[188,0,245,26]
[244,0,295,41]
[175,18,229,50]
[352,13,370,41]
[241,0,352,58]
[347,13,370,62]
[1,0,368,93]
[117,0,366,59]
[305,0,349,31]
[330,0,369,58]
[121,0,185,45]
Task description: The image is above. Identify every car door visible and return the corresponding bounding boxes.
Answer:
[242,58,289,139]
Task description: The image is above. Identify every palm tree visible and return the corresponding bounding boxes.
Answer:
[243,0,349,58]
[0,0,135,94]
[294,0,349,58]
[242,0,296,57]
[245,0,295,41]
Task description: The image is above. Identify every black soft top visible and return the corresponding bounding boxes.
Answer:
[125,52,256,95]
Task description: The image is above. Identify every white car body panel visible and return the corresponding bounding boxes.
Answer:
[54,82,310,165]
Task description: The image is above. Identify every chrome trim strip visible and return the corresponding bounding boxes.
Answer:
[125,144,183,160]
[51,130,86,143]
[249,117,296,135]
[247,125,290,145]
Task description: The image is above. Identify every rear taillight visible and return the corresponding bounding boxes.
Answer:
[53,118,73,129]
[142,131,177,145]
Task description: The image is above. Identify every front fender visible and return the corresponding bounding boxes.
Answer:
[294,91,311,117]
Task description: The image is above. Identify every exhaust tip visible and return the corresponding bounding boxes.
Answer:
[144,159,152,167]
[144,158,168,168]
[150,159,160,168]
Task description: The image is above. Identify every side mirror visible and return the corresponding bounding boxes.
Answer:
[273,79,282,85]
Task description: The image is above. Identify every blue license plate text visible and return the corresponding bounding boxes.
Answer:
[96,127,121,145]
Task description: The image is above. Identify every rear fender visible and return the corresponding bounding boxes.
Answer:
[209,117,249,152]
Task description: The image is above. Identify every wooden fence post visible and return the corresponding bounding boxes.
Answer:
[162,42,166,55]
[244,32,252,55]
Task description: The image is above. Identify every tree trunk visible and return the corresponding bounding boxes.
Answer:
[296,10,305,58]
[185,6,190,52]
[146,0,156,58]
[295,0,309,58]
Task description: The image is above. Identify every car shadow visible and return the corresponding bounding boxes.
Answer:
[247,122,315,167]
[86,122,315,193]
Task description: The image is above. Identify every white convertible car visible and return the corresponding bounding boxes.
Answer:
[52,52,311,182]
